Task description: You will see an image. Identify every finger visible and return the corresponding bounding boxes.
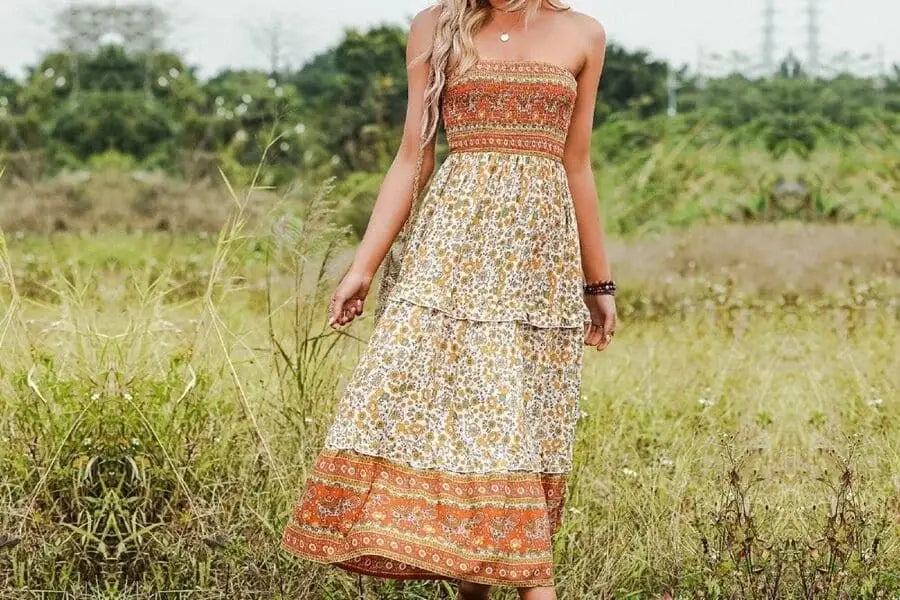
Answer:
[604,313,617,335]
[329,294,347,326]
[596,326,614,351]
[600,311,616,340]
[345,302,358,321]
[328,305,338,327]
[354,298,364,315]
[584,323,603,346]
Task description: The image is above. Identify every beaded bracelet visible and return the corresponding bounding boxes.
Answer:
[583,279,616,296]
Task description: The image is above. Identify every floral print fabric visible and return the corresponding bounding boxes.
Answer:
[324,297,584,473]
[391,150,592,328]
[282,60,588,588]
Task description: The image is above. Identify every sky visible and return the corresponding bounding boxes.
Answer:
[1,0,897,79]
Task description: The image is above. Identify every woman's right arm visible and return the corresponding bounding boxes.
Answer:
[329,7,439,328]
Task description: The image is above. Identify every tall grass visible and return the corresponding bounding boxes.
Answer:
[0,166,898,598]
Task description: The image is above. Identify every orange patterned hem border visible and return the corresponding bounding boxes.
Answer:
[281,448,569,587]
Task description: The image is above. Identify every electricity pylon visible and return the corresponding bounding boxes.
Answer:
[804,0,821,76]
[761,0,776,74]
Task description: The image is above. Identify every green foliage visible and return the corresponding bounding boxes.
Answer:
[0,71,18,106]
[596,43,670,119]
[50,91,175,162]
[333,170,387,238]
[0,21,898,233]
[586,108,899,235]
[289,25,409,172]
[8,48,206,173]
[0,23,694,179]
[196,69,306,181]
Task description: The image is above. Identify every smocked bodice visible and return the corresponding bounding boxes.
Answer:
[442,60,577,162]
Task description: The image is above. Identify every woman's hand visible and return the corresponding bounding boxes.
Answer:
[583,294,617,351]
[328,270,373,328]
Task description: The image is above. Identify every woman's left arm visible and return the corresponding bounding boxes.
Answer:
[563,17,616,349]
[564,17,610,283]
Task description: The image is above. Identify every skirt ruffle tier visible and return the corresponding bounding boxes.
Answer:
[281,448,568,587]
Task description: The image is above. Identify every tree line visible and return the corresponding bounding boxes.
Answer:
[0,21,897,187]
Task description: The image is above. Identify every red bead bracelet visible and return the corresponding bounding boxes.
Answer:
[583,279,616,295]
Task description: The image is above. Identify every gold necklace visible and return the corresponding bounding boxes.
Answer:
[492,6,524,43]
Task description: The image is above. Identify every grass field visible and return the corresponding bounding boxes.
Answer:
[0,192,898,598]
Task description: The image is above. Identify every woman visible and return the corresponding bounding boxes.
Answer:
[281,1,616,598]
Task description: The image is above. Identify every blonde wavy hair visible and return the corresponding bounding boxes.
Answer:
[413,0,571,146]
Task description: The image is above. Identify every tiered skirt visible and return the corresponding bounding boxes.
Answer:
[281,151,590,588]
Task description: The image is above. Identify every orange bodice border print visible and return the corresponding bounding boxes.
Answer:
[281,450,568,587]
[442,60,578,162]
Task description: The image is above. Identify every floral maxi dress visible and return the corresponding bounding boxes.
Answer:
[281,60,592,588]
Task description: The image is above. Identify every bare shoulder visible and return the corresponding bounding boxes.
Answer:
[407,3,441,59]
[555,8,606,71]
[564,9,607,48]
[410,3,441,33]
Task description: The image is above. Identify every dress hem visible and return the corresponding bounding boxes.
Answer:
[279,538,555,588]
[282,448,566,588]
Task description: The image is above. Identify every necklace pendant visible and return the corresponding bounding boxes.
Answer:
[500,33,510,42]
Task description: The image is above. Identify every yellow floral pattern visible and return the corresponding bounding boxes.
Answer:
[325,296,585,473]
[390,151,592,328]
